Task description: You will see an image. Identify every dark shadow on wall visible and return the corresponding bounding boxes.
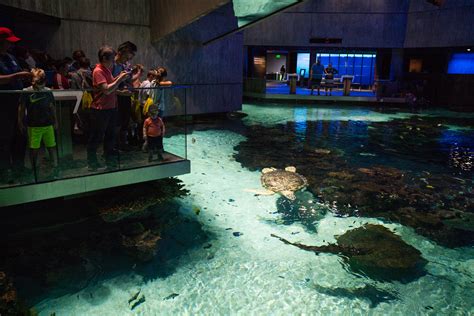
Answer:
[0,4,60,52]
[151,3,243,115]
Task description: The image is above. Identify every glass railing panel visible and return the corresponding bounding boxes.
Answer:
[0,90,59,186]
[162,86,187,160]
[0,85,188,188]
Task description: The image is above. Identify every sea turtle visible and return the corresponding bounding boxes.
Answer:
[245,166,308,200]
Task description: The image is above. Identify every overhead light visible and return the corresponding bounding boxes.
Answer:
[468,48,471,52]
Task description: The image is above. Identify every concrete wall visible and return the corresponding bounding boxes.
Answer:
[153,3,243,114]
[244,0,410,48]
[0,0,158,68]
[404,0,474,47]
[244,0,474,48]
[150,0,230,41]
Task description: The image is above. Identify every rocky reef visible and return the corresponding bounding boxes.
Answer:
[235,119,474,247]
[0,272,34,316]
[0,178,189,309]
[272,224,427,282]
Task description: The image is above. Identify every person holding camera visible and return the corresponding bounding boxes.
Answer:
[87,45,129,171]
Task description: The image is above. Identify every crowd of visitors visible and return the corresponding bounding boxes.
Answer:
[0,27,173,179]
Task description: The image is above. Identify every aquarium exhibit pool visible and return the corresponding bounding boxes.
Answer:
[14,103,474,314]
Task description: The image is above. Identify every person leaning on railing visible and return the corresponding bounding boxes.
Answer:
[150,66,173,118]
[87,45,129,171]
[0,27,32,181]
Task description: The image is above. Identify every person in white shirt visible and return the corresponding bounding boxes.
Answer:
[138,69,157,106]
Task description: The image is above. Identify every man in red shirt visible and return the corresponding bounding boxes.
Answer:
[87,45,128,171]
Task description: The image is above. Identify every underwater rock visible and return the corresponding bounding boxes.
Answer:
[97,178,189,222]
[313,283,399,307]
[442,212,474,232]
[275,190,327,232]
[327,171,354,181]
[272,224,427,282]
[234,120,474,247]
[0,271,34,316]
[0,271,17,306]
[122,222,146,237]
[121,230,161,262]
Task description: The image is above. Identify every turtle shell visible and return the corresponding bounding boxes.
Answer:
[261,169,308,193]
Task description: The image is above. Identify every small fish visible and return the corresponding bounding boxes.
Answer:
[225,228,233,230]
[164,293,179,301]
[233,232,243,237]
[359,152,376,157]
[130,295,146,310]
[128,289,141,305]
[192,138,196,144]
[291,231,300,235]
[278,276,285,279]
[193,207,201,216]
[203,244,212,249]
[426,185,434,189]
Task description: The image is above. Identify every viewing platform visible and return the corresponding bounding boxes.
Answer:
[0,86,190,206]
[244,79,406,105]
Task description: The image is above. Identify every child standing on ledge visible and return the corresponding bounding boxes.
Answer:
[18,68,58,175]
[143,104,165,162]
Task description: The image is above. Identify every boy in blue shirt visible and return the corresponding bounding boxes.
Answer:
[310,59,325,96]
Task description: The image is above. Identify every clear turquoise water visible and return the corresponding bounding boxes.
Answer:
[34,103,474,315]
